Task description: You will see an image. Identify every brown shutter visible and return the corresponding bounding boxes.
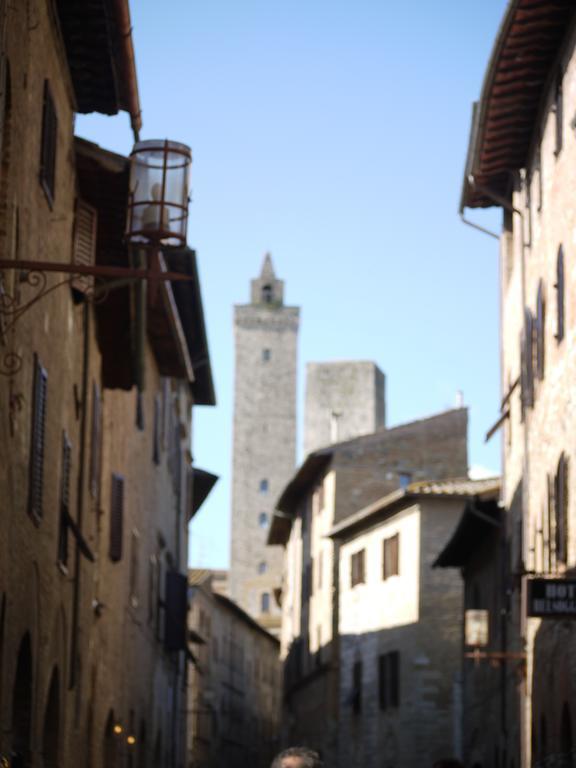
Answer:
[89,382,102,499]
[556,455,568,565]
[384,534,400,579]
[109,474,124,562]
[28,355,48,520]
[58,432,72,565]
[556,246,565,342]
[71,200,97,295]
[153,393,161,465]
[39,80,57,204]
[536,281,545,381]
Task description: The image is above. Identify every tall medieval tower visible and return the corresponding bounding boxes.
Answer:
[230,255,299,633]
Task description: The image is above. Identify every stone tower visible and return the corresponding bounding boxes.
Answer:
[230,255,299,632]
[304,361,386,455]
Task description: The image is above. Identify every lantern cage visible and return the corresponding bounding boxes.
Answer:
[126,139,192,247]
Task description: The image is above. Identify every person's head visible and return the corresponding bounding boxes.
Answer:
[271,747,323,768]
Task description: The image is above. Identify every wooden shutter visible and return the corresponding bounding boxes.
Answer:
[521,310,534,409]
[351,549,365,586]
[28,355,47,520]
[536,281,545,381]
[556,455,569,564]
[555,77,563,155]
[39,80,57,204]
[164,571,188,652]
[383,534,399,579]
[72,200,97,295]
[556,246,565,342]
[153,393,161,465]
[109,474,124,562]
[58,432,72,565]
[89,382,102,499]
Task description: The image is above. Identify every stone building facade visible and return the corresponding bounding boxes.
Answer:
[230,255,299,633]
[0,3,216,766]
[269,407,468,765]
[303,361,385,455]
[460,2,576,765]
[187,570,281,768]
[331,478,499,768]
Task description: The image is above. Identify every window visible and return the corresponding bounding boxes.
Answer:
[71,200,97,295]
[39,80,57,204]
[555,246,565,343]
[129,531,140,608]
[153,394,161,465]
[109,474,125,562]
[259,479,268,493]
[536,281,545,381]
[352,661,362,714]
[261,592,270,613]
[58,432,72,567]
[521,309,534,410]
[398,472,412,490]
[262,284,273,303]
[257,561,267,575]
[383,534,400,579]
[555,453,569,565]
[258,512,268,529]
[379,651,400,710]
[554,75,563,156]
[350,549,365,587]
[262,348,271,362]
[29,354,48,520]
[89,382,102,499]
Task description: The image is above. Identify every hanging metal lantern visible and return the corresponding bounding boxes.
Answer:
[126,139,192,246]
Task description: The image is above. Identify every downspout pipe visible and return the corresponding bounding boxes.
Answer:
[110,0,142,141]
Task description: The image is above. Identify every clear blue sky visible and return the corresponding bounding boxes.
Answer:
[77,0,506,569]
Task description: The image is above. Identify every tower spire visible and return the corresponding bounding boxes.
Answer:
[250,253,284,306]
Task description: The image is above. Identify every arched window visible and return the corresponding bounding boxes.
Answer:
[536,280,545,380]
[259,479,268,494]
[103,711,118,768]
[258,512,268,529]
[11,633,33,765]
[262,284,273,303]
[261,592,270,613]
[555,246,565,343]
[42,667,60,768]
[555,453,569,565]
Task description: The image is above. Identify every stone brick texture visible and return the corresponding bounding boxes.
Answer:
[304,361,386,456]
[230,272,299,630]
[0,4,199,765]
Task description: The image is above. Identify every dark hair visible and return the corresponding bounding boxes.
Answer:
[271,747,323,768]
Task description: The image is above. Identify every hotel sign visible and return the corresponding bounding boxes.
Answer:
[527,579,576,618]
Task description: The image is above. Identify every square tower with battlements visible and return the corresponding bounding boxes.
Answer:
[230,255,299,633]
[304,360,386,455]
